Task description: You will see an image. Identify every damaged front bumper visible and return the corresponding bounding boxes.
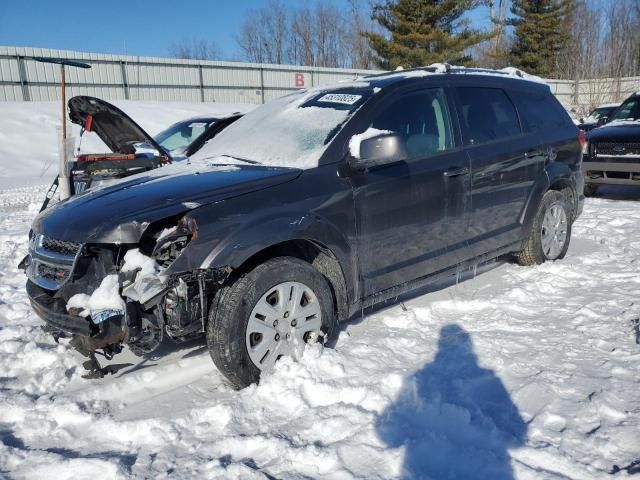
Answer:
[27,280,96,336]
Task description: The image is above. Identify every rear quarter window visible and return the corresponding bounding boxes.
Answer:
[509,90,573,132]
[456,87,522,145]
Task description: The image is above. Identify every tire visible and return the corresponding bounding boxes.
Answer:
[584,183,598,197]
[516,190,572,266]
[207,256,336,389]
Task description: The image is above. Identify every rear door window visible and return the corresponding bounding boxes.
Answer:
[509,90,573,132]
[368,88,453,159]
[456,87,521,145]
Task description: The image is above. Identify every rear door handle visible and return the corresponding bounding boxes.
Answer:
[443,166,469,177]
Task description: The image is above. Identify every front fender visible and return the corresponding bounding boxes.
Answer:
[165,208,357,300]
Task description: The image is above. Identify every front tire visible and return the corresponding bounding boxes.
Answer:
[516,190,572,266]
[207,256,336,389]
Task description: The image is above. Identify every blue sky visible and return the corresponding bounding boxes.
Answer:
[0,0,490,60]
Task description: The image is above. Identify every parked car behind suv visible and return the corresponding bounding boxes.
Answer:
[578,102,620,132]
[42,96,243,208]
[21,66,584,388]
[583,93,640,195]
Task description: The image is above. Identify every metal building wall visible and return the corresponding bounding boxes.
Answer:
[0,46,375,104]
[1,46,637,108]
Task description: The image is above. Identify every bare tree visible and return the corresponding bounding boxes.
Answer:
[236,0,289,64]
[289,6,315,66]
[236,0,374,69]
[347,0,375,69]
[487,0,509,62]
[168,39,222,61]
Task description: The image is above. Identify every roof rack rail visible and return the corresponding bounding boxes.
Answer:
[361,64,527,79]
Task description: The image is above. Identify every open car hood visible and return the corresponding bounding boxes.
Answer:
[68,96,166,156]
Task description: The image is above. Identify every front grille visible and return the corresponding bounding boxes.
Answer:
[594,142,640,156]
[26,234,83,291]
[41,236,82,256]
[36,263,71,282]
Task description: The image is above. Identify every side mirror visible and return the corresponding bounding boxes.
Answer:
[597,116,608,127]
[348,132,408,171]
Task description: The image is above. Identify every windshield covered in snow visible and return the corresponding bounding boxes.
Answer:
[193,89,371,169]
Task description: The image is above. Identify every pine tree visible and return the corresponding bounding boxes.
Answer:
[363,0,493,69]
[508,0,575,77]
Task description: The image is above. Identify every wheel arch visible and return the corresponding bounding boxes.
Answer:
[227,238,349,323]
[521,164,578,232]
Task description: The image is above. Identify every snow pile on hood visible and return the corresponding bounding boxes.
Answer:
[349,128,393,159]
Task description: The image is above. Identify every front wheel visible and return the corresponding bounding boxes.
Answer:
[515,190,572,266]
[207,256,336,389]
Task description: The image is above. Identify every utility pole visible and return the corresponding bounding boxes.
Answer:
[33,57,91,200]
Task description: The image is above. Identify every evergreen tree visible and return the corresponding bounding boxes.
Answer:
[364,0,492,69]
[508,0,575,77]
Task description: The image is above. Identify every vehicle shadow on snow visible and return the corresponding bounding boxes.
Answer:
[376,324,527,480]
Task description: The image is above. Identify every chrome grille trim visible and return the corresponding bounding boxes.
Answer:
[594,142,640,157]
[26,234,83,291]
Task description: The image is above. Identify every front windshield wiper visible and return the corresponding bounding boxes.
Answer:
[199,154,262,165]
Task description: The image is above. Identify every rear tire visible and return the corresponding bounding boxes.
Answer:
[207,256,336,389]
[516,190,572,266]
[584,183,598,197]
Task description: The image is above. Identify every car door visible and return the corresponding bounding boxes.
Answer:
[349,87,471,297]
[453,85,545,255]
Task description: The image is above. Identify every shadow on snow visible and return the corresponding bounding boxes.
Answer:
[376,324,527,480]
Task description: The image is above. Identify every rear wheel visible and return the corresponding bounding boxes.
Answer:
[516,190,572,266]
[207,257,335,389]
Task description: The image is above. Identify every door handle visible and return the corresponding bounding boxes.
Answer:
[443,166,469,177]
[524,150,543,158]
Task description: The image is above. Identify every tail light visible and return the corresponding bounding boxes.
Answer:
[578,130,588,155]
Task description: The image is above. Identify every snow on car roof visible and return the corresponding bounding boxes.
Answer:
[355,64,548,87]
[596,103,621,108]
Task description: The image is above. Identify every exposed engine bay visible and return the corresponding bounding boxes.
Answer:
[20,214,231,378]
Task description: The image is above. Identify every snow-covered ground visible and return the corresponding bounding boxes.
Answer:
[1,103,640,479]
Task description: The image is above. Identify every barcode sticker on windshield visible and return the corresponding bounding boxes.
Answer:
[317,93,362,105]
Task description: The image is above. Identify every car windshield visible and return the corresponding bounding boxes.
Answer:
[590,107,611,120]
[154,119,216,152]
[193,89,371,169]
[609,98,640,121]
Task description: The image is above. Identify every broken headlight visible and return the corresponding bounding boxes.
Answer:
[151,216,198,268]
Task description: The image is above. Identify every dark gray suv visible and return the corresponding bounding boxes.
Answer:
[21,66,584,388]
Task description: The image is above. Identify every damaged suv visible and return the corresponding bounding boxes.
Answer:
[22,66,583,388]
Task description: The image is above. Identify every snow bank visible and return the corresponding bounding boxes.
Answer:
[2,184,640,478]
[348,128,393,159]
[0,101,253,189]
